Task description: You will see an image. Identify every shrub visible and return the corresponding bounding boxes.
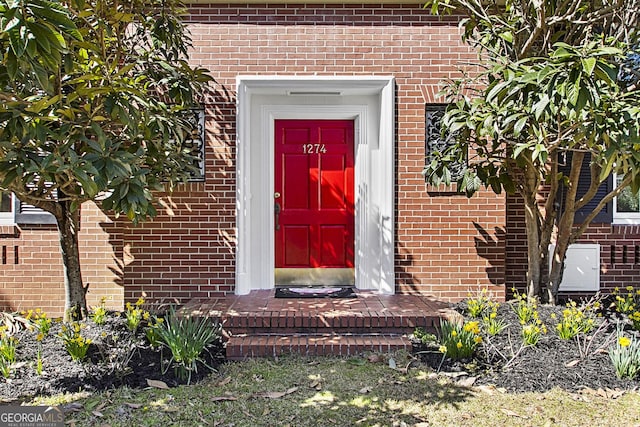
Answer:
[154,307,222,384]
[609,330,640,380]
[438,320,482,359]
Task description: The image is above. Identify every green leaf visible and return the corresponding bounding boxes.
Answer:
[513,116,528,137]
[581,57,596,76]
[2,16,20,33]
[30,1,80,40]
[8,24,26,56]
[532,95,550,120]
[499,31,513,43]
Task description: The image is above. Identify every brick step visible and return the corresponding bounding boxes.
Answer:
[222,312,443,335]
[225,333,412,360]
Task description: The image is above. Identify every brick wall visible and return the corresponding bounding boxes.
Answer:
[120,3,506,306]
[1,3,509,312]
[0,202,123,317]
[506,194,640,296]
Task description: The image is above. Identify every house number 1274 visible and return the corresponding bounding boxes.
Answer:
[302,143,327,154]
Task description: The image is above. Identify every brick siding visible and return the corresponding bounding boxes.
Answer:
[2,3,514,314]
[0,202,123,317]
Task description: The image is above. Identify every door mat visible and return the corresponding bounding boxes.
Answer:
[275,287,357,299]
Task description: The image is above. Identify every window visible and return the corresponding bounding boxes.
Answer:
[0,192,14,225]
[0,191,56,225]
[425,104,464,182]
[614,174,640,224]
[557,152,613,224]
[182,108,205,181]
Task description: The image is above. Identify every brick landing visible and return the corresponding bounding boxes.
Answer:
[181,290,459,360]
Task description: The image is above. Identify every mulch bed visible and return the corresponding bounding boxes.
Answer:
[0,315,225,404]
[1,299,639,403]
[414,300,640,393]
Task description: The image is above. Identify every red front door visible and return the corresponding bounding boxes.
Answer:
[274,119,355,284]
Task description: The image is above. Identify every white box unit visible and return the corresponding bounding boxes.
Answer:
[549,244,600,292]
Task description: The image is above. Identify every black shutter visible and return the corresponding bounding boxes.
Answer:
[558,152,613,224]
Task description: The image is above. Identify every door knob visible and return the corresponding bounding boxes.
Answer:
[274,192,281,199]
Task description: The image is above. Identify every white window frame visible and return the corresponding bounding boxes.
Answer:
[0,192,57,225]
[613,173,640,224]
[0,192,15,225]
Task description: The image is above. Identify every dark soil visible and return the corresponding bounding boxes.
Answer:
[0,314,225,404]
[1,300,639,403]
[414,299,640,393]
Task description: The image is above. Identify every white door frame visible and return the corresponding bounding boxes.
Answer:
[235,76,395,295]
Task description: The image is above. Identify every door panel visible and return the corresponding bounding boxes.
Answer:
[275,119,354,282]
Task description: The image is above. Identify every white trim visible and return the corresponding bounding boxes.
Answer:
[236,76,395,295]
[0,192,14,226]
[613,173,640,225]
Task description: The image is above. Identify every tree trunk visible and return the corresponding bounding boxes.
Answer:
[547,241,568,305]
[56,200,87,321]
[524,197,542,300]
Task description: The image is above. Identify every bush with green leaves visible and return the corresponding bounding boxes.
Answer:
[154,307,222,384]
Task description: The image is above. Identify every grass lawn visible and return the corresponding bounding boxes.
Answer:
[31,352,640,427]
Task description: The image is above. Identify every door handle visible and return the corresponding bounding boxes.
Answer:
[274,202,281,231]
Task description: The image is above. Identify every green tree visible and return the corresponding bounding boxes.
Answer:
[424,0,640,304]
[0,0,211,319]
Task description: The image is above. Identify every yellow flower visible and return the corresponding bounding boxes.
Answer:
[619,337,631,347]
[474,336,483,344]
[456,341,463,349]
[450,330,457,337]
[36,333,44,342]
[439,345,447,354]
